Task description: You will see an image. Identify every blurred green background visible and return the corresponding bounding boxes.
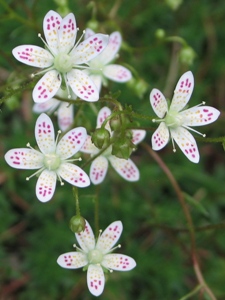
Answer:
[1,0,225,299]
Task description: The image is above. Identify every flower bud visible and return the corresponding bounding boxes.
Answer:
[112,136,136,159]
[110,116,121,131]
[70,215,86,233]
[127,77,149,99]
[155,28,166,40]
[165,0,183,10]
[179,46,196,66]
[91,128,110,149]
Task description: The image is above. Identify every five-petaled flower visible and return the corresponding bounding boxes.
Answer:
[150,71,220,163]
[4,113,90,202]
[81,106,146,184]
[12,10,109,103]
[85,29,132,91]
[57,220,136,297]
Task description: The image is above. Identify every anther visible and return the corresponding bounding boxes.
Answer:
[152,119,156,123]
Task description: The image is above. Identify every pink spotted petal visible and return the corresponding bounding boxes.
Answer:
[97,106,112,128]
[57,102,74,132]
[170,127,200,163]
[57,252,87,269]
[4,148,43,169]
[132,130,146,145]
[70,34,109,64]
[56,127,87,159]
[90,74,102,92]
[12,45,53,68]
[102,254,136,271]
[84,28,95,39]
[75,219,95,252]
[90,156,108,185]
[33,98,60,114]
[180,106,220,127]
[103,65,132,82]
[35,113,55,154]
[151,122,170,151]
[67,69,99,102]
[170,71,194,112]
[96,221,123,254]
[58,13,77,54]
[32,70,62,103]
[81,135,98,154]
[87,264,105,297]
[43,10,62,55]
[58,163,90,187]
[36,170,57,202]
[150,88,168,118]
[108,156,140,181]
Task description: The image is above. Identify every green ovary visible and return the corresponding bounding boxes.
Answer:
[87,249,103,264]
[165,110,183,129]
[43,153,61,171]
[54,53,73,73]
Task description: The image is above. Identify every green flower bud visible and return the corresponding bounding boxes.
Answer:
[86,19,99,32]
[179,46,196,66]
[112,136,136,159]
[155,28,166,40]
[127,77,149,99]
[91,127,111,149]
[165,0,183,10]
[110,116,121,131]
[69,215,86,233]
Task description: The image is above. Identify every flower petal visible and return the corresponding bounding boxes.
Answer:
[84,28,95,39]
[180,106,220,126]
[90,74,102,92]
[98,31,122,64]
[12,45,53,68]
[32,70,62,103]
[132,130,146,145]
[150,88,168,118]
[71,34,109,64]
[87,264,105,297]
[56,127,87,159]
[57,102,74,132]
[103,65,132,82]
[97,106,112,128]
[67,69,99,102]
[170,127,199,163]
[102,254,136,271]
[4,148,43,169]
[96,221,123,254]
[36,170,57,202]
[57,252,87,269]
[75,219,95,252]
[108,156,140,181]
[58,13,77,54]
[43,10,62,55]
[58,163,90,187]
[35,113,55,154]
[151,122,170,151]
[33,98,60,114]
[170,71,194,112]
[81,135,98,154]
[90,156,108,185]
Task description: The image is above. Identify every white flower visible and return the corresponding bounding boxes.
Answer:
[84,29,132,91]
[4,113,90,202]
[33,88,76,132]
[12,10,109,103]
[57,220,136,297]
[150,71,220,163]
[81,107,146,184]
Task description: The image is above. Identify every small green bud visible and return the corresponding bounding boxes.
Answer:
[110,116,121,131]
[155,28,166,40]
[179,46,196,66]
[112,136,136,159]
[91,127,111,149]
[127,77,149,99]
[165,0,183,10]
[86,19,99,32]
[70,215,86,233]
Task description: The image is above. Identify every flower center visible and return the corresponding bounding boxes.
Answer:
[54,53,73,73]
[165,110,183,129]
[43,153,61,171]
[87,249,103,264]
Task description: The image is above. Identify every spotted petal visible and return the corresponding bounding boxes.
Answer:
[58,13,77,54]
[84,28,95,39]
[4,148,43,169]
[56,127,87,159]
[57,102,74,132]
[67,69,99,102]
[70,34,109,64]
[97,106,112,128]
[33,70,62,103]
[150,88,168,118]
[102,254,136,271]
[87,264,105,297]
[58,163,90,187]
[180,106,220,127]
[12,45,53,68]
[81,135,98,154]
[103,65,132,82]
[96,221,122,254]
[33,98,60,114]
[36,170,57,202]
[90,74,102,92]
[170,127,199,163]
[151,122,170,151]
[35,113,55,154]
[57,252,87,269]
[132,130,146,145]
[75,219,95,252]
[43,10,62,55]
[108,156,140,181]
[90,156,108,185]
[170,71,194,112]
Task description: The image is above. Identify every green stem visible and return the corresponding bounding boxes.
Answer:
[94,186,100,236]
[179,284,203,300]
[73,187,80,216]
